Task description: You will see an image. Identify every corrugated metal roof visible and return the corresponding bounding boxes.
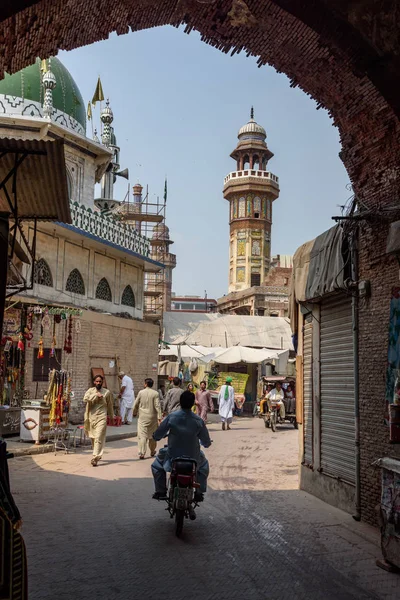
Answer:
[0,138,70,223]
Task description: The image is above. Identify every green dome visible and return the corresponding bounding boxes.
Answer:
[0,57,86,132]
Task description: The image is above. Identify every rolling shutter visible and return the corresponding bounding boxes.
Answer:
[303,315,313,466]
[320,294,355,484]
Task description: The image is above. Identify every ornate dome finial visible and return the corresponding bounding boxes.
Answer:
[250,106,254,120]
[93,128,100,143]
[238,109,266,141]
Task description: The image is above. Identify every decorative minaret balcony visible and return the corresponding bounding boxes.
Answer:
[68,201,151,258]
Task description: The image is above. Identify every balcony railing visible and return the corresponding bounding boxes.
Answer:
[69,201,151,258]
[224,170,279,185]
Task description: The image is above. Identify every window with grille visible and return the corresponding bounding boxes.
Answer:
[95,277,112,302]
[251,273,261,287]
[121,285,135,307]
[65,268,85,295]
[34,258,53,287]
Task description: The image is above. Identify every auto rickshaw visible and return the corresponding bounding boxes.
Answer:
[260,376,297,431]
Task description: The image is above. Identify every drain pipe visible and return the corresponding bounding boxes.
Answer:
[350,231,361,521]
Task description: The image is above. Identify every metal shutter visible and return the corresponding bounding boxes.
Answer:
[320,294,355,484]
[303,315,313,466]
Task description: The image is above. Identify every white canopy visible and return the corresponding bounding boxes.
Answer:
[198,346,285,365]
[159,344,216,360]
[163,312,293,350]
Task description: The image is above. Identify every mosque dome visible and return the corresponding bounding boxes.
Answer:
[0,57,86,135]
[152,223,170,242]
[238,108,266,141]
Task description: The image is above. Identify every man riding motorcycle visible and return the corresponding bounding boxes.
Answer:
[151,391,211,502]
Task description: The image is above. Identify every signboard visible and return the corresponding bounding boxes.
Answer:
[217,372,249,395]
[2,308,21,340]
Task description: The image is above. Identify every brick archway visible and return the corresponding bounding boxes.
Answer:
[0,1,399,209]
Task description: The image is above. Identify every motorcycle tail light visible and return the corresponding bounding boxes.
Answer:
[177,475,192,486]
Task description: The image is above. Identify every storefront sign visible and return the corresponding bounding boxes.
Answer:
[2,308,21,340]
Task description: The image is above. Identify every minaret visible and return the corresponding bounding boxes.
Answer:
[42,60,56,119]
[223,108,280,292]
[150,224,176,312]
[95,99,122,215]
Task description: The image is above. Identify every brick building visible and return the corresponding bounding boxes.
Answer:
[0,1,400,526]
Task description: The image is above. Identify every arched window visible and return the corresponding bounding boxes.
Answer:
[121,285,135,307]
[95,277,112,302]
[254,196,261,218]
[34,258,53,287]
[66,268,85,295]
[243,155,250,170]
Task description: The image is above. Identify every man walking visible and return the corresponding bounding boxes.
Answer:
[218,376,235,430]
[118,371,135,425]
[163,377,183,415]
[132,378,162,459]
[195,381,214,423]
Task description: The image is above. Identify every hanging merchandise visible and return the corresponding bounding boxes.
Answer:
[41,308,51,330]
[64,316,72,354]
[75,319,81,334]
[37,334,44,359]
[50,319,56,358]
[47,369,71,427]
[17,333,24,352]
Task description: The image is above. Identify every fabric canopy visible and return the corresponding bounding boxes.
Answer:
[163,312,293,350]
[159,344,216,360]
[289,225,348,333]
[198,346,284,365]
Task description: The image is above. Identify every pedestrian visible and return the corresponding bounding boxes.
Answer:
[118,370,135,425]
[259,383,273,416]
[195,380,214,423]
[218,376,235,430]
[158,383,166,406]
[285,383,295,414]
[132,378,162,459]
[83,374,114,467]
[163,376,183,415]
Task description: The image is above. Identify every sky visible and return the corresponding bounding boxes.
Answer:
[59,25,350,300]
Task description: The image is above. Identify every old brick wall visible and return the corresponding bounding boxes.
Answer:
[358,221,400,524]
[265,266,292,287]
[23,308,159,424]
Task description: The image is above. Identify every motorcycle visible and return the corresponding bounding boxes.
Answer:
[166,456,200,537]
[263,400,298,431]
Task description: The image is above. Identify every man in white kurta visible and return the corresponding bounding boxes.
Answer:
[132,378,162,459]
[83,375,114,466]
[118,371,135,424]
[218,377,235,430]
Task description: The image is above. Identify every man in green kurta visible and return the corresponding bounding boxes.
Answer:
[132,378,162,459]
[83,375,114,466]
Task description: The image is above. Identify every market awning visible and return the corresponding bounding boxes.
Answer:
[289,225,349,333]
[0,138,71,223]
[198,346,282,365]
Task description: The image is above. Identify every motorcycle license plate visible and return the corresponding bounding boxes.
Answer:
[176,488,191,501]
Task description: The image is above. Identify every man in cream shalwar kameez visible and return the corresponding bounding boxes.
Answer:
[83,375,114,466]
[132,378,162,459]
[218,377,235,431]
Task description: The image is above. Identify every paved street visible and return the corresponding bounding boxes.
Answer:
[8,415,400,600]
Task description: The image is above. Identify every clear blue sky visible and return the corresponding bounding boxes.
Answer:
[59,25,350,300]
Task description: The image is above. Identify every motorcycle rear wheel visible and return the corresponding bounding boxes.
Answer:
[175,509,185,537]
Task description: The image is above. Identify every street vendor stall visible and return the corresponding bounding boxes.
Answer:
[0,305,26,436]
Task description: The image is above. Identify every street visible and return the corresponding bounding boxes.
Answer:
[9,415,400,600]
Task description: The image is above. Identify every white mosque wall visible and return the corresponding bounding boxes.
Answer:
[22,222,145,320]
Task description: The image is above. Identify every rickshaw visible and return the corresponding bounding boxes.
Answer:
[260,376,297,431]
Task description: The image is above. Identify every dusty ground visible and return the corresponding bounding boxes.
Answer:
[8,414,400,599]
